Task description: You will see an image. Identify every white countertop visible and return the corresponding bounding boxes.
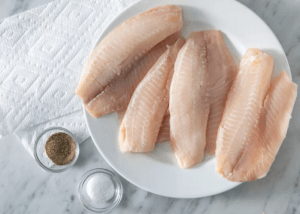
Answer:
[1,0,300,213]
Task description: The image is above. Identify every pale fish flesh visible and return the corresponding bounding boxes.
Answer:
[204,30,237,154]
[119,38,185,152]
[216,48,275,181]
[76,5,183,112]
[86,32,181,117]
[170,32,210,168]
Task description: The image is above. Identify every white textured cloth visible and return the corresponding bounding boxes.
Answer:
[0,0,138,156]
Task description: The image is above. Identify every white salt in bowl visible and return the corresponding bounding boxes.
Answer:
[78,168,123,213]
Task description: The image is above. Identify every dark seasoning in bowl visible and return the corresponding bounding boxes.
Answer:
[45,132,76,165]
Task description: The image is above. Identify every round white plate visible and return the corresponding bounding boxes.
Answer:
[84,0,291,198]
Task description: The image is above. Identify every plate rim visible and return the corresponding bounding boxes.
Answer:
[84,0,290,198]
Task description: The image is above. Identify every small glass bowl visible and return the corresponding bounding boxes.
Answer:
[33,127,80,173]
[78,168,123,213]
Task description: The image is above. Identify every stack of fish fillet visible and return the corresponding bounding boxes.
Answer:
[76,5,297,182]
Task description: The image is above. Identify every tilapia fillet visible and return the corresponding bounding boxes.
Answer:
[156,64,173,144]
[247,72,297,181]
[119,38,185,153]
[157,114,170,143]
[204,30,237,154]
[218,71,297,182]
[216,48,275,181]
[85,32,181,118]
[76,5,183,110]
[118,110,171,144]
[170,32,210,168]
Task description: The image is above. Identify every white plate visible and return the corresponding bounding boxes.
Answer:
[84,0,291,198]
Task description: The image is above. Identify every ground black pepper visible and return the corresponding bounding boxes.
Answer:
[45,132,76,165]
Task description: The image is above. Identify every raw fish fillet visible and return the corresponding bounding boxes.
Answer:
[157,114,170,143]
[204,30,237,154]
[218,71,297,182]
[156,56,174,144]
[119,38,185,152]
[85,32,181,118]
[170,32,210,168]
[76,5,183,108]
[216,48,276,181]
[118,110,171,144]
[243,71,297,181]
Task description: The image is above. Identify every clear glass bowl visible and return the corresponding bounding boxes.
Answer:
[33,127,80,173]
[78,168,123,213]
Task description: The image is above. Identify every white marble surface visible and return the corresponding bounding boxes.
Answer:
[0,0,300,213]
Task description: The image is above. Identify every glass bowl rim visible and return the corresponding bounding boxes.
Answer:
[33,126,80,173]
[78,168,123,213]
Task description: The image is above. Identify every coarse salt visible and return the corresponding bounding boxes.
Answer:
[86,173,115,203]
